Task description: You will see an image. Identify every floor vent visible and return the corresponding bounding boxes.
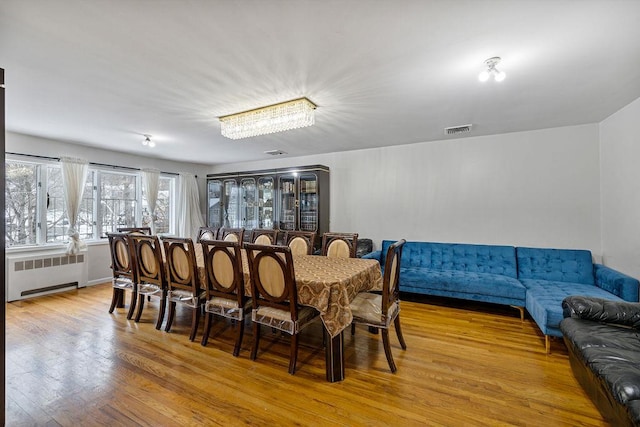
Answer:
[444,124,473,135]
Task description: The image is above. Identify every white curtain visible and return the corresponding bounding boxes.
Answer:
[177,173,205,239]
[61,157,89,255]
[142,168,160,234]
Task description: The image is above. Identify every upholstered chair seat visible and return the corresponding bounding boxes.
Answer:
[245,243,320,374]
[350,293,399,328]
[350,239,407,373]
[252,305,318,335]
[200,239,250,356]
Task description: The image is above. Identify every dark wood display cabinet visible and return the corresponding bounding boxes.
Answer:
[206,165,329,245]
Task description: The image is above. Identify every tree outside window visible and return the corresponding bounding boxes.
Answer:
[5,161,37,246]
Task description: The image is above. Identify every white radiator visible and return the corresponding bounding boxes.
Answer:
[6,249,88,302]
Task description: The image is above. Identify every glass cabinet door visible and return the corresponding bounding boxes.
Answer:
[299,174,318,231]
[223,179,239,228]
[207,180,222,228]
[278,175,296,231]
[257,177,274,229]
[240,178,257,229]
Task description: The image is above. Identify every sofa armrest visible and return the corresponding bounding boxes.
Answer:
[562,295,640,328]
[362,250,381,261]
[594,264,639,302]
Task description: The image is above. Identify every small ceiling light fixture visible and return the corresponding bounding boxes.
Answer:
[219,97,316,140]
[142,134,155,147]
[478,57,506,82]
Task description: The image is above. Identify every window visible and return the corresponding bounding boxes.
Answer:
[46,167,95,243]
[4,157,177,247]
[5,161,38,246]
[142,175,174,234]
[98,171,138,237]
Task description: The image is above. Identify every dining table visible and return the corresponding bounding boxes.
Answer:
[194,245,383,382]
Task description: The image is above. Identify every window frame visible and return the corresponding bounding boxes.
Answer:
[5,155,177,249]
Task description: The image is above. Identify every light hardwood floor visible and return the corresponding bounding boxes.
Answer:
[6,283,607,426]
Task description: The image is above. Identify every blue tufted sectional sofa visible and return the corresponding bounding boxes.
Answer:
[363,241,639,352]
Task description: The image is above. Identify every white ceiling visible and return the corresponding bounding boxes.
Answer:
[2,0,640,165]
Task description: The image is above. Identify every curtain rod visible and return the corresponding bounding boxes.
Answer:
[5,152,191,177]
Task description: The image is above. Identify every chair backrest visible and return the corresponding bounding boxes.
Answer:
[107,232,135,281]
[197,227,219,242]
[245,243,299,319]
[219,228,245,243]
[251,229,278,245]
[321,232,358,258]
[117,227,152,235]
[284,231,316,256]
[128,233,166,288]
[382,239,406,316]
[162,236,200,296]
[200,239,245,304]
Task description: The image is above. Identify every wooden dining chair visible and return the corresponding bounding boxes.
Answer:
[350,239,407,373]
[129,233,167,330]
[321,232,358,258]
[250,228,278,245]
[107,232,137,319]
[284,231,316,256]
[196,226,219,242]
[219,227,245,243]
[117,227,152,235]
[162,237,206,341]
[200,239,250,356]
[245,243,320,374]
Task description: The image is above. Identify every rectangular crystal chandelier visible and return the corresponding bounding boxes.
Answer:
[219,97,316,140]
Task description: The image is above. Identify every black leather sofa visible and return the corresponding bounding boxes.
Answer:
[561,296,640,427]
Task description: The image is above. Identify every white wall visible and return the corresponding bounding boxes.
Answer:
[6,121,613,283]
[211,124,602,256]
[6,132,212,284]
[600,97,640,277]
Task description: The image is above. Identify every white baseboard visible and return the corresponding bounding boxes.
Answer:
[87,277,111,286]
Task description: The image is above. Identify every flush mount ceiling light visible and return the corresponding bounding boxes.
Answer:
[142,134,155,147]
[478,57,506,82]
[219,97,316,140]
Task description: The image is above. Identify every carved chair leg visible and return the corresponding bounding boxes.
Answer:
[201,312,212,346]
[126,289,137,320]
[381,329,397,373]
[289,333,299,375]
[134,294,145,322]
[394,316,407,350]
[155,292,167,330]
[189,307,200,342]
[233,317,245,357]
[109,288,120,313]
[251,322,260,361]
[165,301,176,332]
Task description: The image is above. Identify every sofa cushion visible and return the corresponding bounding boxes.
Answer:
[382,240,517,278]
[524,279,623,336]
[516,247,594,285]
[401,268,525,300]
[562,318,640,404]
[562,317,640,426]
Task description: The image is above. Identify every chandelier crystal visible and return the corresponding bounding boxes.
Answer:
[219,97,316,140]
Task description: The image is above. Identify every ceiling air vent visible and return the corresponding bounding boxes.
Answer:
[444,124,473,135]
[264,149,287,156]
